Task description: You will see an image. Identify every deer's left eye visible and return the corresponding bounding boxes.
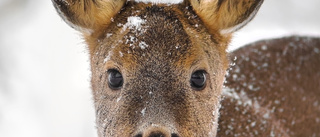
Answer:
[190,70,207,90]
[107,69,123,90]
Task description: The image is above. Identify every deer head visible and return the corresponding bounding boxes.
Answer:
[52,0,263,136]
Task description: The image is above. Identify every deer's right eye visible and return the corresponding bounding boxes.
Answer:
[190,70,207,90]
[107,69,123,90]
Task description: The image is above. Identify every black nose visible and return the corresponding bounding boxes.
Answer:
[171,133,179,137]
[146,132,179,137]
[134,134,142,137]
[135,131,179,137]
[137,126,179,137]
[148,131,165,137]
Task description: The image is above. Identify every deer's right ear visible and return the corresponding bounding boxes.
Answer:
[52,0,126,34]
[190,0,264,35]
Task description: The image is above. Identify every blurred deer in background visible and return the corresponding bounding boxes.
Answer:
[56,0,320,137]
[222,36,320,137]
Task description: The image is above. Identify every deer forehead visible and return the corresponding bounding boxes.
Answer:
[96,5,225,74]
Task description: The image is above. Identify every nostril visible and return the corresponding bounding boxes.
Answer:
[143,127,176,137]
[134,133,142,137]
[171,133,179,137]
[146,132,179,137]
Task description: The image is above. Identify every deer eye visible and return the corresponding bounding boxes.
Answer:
[190,70,207,90]
[108,69,123,90]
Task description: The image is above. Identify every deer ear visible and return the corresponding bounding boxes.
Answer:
[52,0,126,34]
[190,0,264,34]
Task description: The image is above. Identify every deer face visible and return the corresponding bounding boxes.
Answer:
[52,0,263,137]
[90,5,228,136]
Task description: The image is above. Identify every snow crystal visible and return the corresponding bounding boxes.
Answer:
[233,56,237,61]
[134,0,183,4]
[232,74,238,80]
[251,121,256,127]
[248,85,254,90]
[223,88,254,107]
[313,101,318,107]
[104,51,113,63]
[116,96,122,102]
[239,90,252,106]
[302,96,307,101]
[141,107,146,116]
[230,62,236,67]
[262,63,268,68]
[118,23,124,27]
[139,41,148,49]
[227,125,234,130]
[270,129,275,137]
[106,33,113,38]
[314,48,319,53]
[261,45,267,50]
[222,88,240,101]
[251,61,257,66]
[263,112,270,119]
[123,16,146,32]
[316,118,320,123]
[278,108,284,113]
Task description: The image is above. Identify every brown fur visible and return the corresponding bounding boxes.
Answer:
[52,0,126,53]
[221,36,320,137]
[190,0,263,34]
[52,0,264,136]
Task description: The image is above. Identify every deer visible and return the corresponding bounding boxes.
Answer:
[49,0,303,136]
[221,36,320,137]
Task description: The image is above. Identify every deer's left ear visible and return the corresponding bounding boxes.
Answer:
[190,0,264,34]
[52,0,126,34]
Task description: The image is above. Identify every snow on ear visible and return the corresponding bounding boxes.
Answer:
[52,0,126,34]
[190,0,264,34]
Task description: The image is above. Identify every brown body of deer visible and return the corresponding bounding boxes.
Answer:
[52,0,319,137]
[221,36,320,137]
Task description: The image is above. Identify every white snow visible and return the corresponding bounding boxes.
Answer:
[139,41,149,49]
[117,96,122,102]
[119,51,124,57]
[314,48,320,53]
[123,16,146,32]
[104,51,113,63]
[106,33,113,38]
[0,0,319,137]
[141,107,146,116]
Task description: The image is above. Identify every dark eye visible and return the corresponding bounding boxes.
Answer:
[190,70,207,90]
[108,69,123,90]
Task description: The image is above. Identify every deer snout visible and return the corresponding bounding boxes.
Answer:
[135,127,179,137]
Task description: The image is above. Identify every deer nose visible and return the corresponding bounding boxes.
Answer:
[137,127,179,137]
[147,131,166,137]
[143,132,179,137]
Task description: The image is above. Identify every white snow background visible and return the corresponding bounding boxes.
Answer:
[0,0,319,137]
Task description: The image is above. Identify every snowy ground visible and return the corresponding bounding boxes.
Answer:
[0,0,319,137]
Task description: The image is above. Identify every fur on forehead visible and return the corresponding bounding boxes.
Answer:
[97,3,227,69]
